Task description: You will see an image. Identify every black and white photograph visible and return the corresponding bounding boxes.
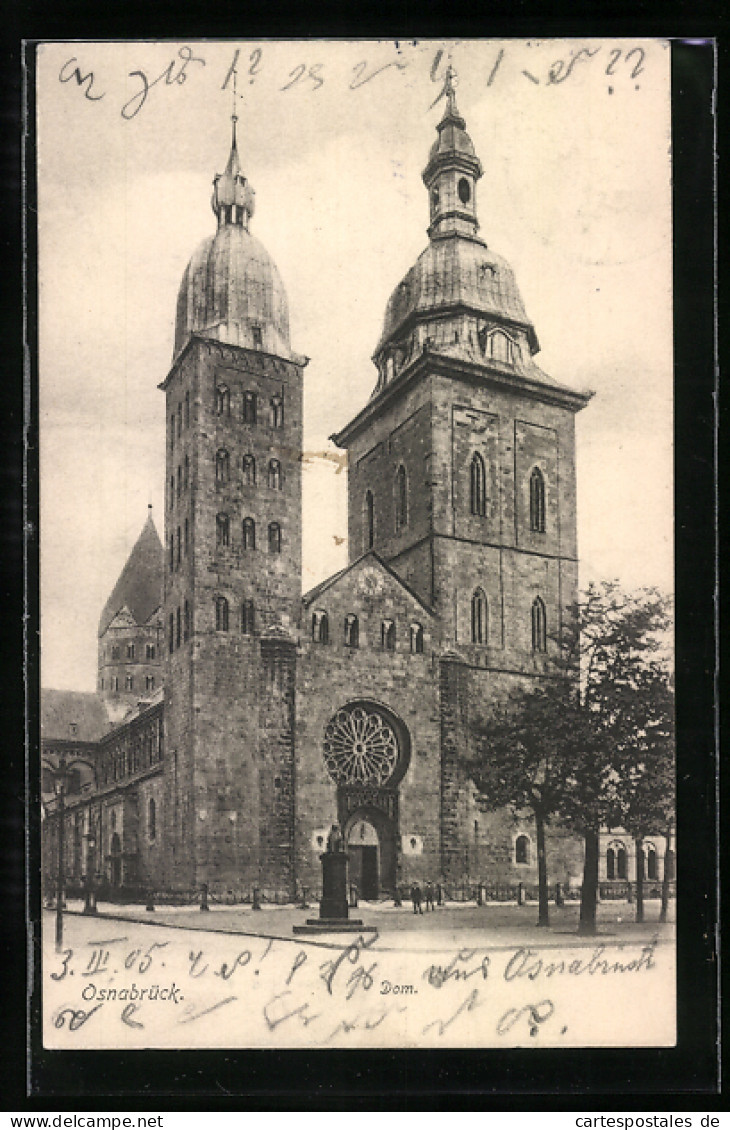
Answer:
[36,38,677,1050]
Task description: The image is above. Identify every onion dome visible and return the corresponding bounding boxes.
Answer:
[173,118,293,360]
[373,68,539,377]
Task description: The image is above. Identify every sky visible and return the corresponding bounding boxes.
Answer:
[36,38,673,692]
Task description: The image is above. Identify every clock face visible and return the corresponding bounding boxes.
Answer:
[358,566,385,598]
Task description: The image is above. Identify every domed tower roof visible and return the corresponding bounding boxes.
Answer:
[173,117,293,361]
[374,68,539,363]
[98,511,163,637]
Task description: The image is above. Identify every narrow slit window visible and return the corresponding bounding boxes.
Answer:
[183,599,191,641]
[381,619,396,651]
[242,454,256,485]
[242,517,256,550]
[268,521,282,554]
[216,384,230,417]
[312,610,329,644]
[410,623,424,654]
[471,588,488,645]
[529,467,546,533]
[268,458,283,490]
[215,596,229,632]
[216,448,230,484]
[241,599,255,635]
[395,465,408,531]
[344,614,359,648]
[470,452,486,517]
[365,490,375,550]
[531,596,547,653]
[270,395,284,428]
[216,513,230,548]
[242,391,257,425]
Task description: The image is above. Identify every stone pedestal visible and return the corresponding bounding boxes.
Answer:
[319,851,349,920]
[293,849,375,935]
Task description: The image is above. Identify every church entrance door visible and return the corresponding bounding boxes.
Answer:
[345,816,381,900]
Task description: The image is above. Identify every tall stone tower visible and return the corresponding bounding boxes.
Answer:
[333,72,591,669]
[160,116,307,893]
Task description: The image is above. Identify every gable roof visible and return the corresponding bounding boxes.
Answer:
[41,690,110,743]
[302,551,436,617]
[98,513,164,637]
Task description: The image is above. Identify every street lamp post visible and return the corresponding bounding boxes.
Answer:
[54,767,68,950]
[83,830,97,915]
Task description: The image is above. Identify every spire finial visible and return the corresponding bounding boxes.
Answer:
[444,63,458,114]
[231,59,238,151]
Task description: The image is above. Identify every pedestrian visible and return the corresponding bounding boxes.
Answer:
[424,881,435,911]
[410,882,423,914]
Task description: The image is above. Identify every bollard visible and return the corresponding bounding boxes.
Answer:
[517,881,524,906]
[436,883,443,907]
[626,881,633,904]
[555,881,564,907]
[200,882,210,912]
[299,886,309,910]
[476,884,483,906]
[349,883,358,909]
[146,889,156,912]
[252,885,261,911]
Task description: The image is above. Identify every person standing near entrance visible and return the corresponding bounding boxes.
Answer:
[424,881,435,911]
[411,882,423,914]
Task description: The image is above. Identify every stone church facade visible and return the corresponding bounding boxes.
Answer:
[42,81,605,903]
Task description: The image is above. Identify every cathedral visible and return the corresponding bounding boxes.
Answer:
[42,77,599,903]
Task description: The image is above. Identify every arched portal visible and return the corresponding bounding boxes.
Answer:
[345,816,381,900]
[322,700,410,899]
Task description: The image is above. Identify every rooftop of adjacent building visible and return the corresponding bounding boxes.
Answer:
[97,509,164,638]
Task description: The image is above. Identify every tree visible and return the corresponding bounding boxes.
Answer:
[464,680,586,927]
[464,582,674,936]
[610,664,675,921]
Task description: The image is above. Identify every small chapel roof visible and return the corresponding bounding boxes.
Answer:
[98,512,164,637]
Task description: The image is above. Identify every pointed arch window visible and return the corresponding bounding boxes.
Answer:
[344,614,359,648]
[268,521,282,554]
[216,448,230,484]
[177,402,182,438]
[184,390,190,428]
[529,467,546,533]
[168,613,174,654]
[169,475,174,510]
[531,596,547,653]
[410,623,424,654]
[395,465,408,532]
[215,595,230,632]
[169,536,174,572]
[216,513,230,548]
[176,526,181,567]
[241,599,255,635]
[470,452,487,517]
[145,675,155,691]
[312,610,329,644]
[365,490,375,550]
[148,798,156,841]
[183,454,189,492]
[471,588,488,645]
[216,384,230,417]
[270,395,284,428]
[242,391,257,425]
[176,464,182,499]
[485,329,518,365]
[645,842,658,881]
[176,606,181,648]
[242,454,256,485]
[242,517,256,550]
[252,325,263,349]
[381,619,396,651]
[268,458,283,490]
[184,599,191,641]
[125,674,134,691]
[184,517,189,557]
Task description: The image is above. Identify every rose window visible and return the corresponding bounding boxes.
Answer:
[323,705,400,786]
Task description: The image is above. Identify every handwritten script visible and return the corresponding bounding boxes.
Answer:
[44,919,673,1048]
